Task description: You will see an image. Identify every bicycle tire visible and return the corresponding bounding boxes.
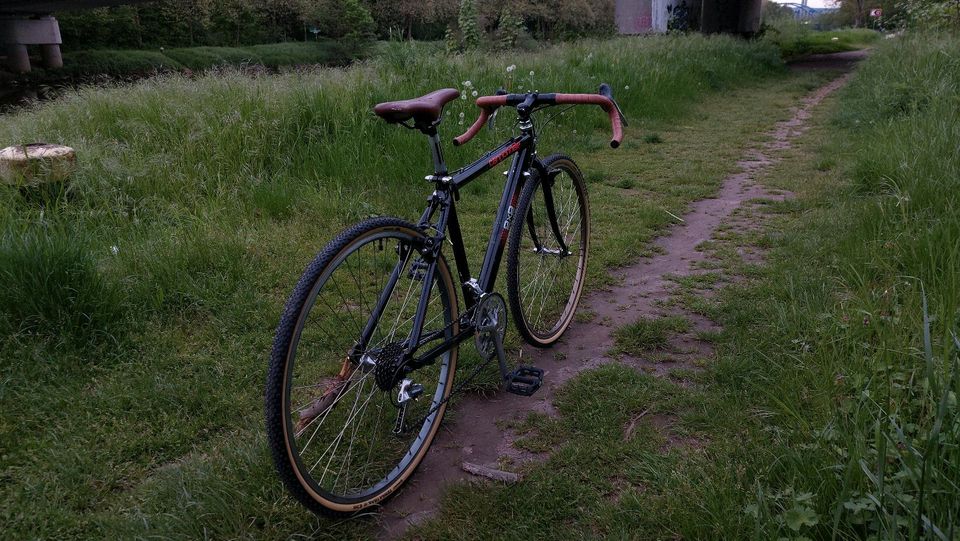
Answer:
[265,217,458,516]
[506,154,590,347]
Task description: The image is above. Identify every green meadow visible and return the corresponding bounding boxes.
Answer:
[0,34,787,538]
[410,33,960,539]
[5,29,947,540]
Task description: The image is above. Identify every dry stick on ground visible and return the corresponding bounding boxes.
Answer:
[622,408,651,441]
[460,462,521,484]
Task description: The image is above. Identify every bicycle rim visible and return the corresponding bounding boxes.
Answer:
[508,157,589,346]
[270,220,457,513]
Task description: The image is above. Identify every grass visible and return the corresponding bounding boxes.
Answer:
[0,227,125,343]
[612,315,691,354]
[0,33,809,538]
[407,31,960,540]
[763,24,881,60]
[737,32,960,538]
[4,41,355,83]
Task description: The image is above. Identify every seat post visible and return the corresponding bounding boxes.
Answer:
[424,125,447,176]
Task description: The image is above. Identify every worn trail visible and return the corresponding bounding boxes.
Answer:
[379,63,858,539]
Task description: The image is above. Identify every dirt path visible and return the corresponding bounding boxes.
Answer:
[378,59,860,539]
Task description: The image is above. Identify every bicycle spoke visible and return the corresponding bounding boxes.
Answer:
[509,162,587,341]
[274,223,456,506]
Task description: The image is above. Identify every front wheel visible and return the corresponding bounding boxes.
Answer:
[265,217,458,516]
[506,154,590,347]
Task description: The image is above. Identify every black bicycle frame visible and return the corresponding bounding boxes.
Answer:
[355,112,562,374]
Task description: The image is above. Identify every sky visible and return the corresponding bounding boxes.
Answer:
[771,0,838,9]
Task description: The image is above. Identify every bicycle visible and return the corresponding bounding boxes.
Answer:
[265,83,626,516]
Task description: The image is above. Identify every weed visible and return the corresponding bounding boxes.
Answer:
[612,315,691,354]
[0,226,125,347]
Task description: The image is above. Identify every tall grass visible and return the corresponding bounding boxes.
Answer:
[762,24,881,59]
[824,33,960,538]
[717,33,959,538]
[24,41,354,80]
[0,34,784,538]
[0,226,124,345]
[0,35,783,349]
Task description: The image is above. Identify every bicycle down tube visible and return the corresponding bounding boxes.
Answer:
[362,132,535,370]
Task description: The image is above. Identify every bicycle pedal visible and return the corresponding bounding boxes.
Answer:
[504,366,544,396]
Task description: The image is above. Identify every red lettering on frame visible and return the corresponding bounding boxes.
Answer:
[488,141,522,167]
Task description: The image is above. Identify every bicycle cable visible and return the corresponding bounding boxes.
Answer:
[535,104,577,134]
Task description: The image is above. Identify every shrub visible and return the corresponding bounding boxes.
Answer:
[162,46,261,70]
[59,49,183,76]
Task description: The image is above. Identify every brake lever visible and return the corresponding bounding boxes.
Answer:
[598,83,629,127]
[486,87,507,131]
[611,100,628,127]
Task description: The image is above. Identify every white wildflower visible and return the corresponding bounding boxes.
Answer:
[471,90,478,97]
[463,80,473,87]
[529,71,535,77]
[110,245,120,255]
[506,64,516,73]
[624,85,630,90]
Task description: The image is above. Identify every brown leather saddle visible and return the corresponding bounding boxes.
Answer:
[373,88,460,127]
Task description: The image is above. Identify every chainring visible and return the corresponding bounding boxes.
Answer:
[473,293,507,360]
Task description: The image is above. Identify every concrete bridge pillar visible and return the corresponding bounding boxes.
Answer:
[699,0,762,34]
[40,43,63,69]
[4,43,30,73]
[0,16,63,73]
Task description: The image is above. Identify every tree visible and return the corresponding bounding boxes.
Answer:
[362,0,456,39]
[496,7,525,48]
[458,0,481,49]
[898,0,960,28]
[300,0,375,44]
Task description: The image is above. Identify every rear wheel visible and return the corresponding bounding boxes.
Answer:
[506,154,590,347]
[265,217,458,516]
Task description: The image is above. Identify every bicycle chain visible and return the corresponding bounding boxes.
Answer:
[396,304,503,435]
[401,349,498,435]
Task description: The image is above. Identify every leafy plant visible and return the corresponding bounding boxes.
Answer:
[457,0,481,50]
[496,7,526,49]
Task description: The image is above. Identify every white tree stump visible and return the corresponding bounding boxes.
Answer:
[0,143,76,186]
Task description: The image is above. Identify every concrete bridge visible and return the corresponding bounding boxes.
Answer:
[0,0,149,73]
[616,0,763,34]
[778,2,839,20]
